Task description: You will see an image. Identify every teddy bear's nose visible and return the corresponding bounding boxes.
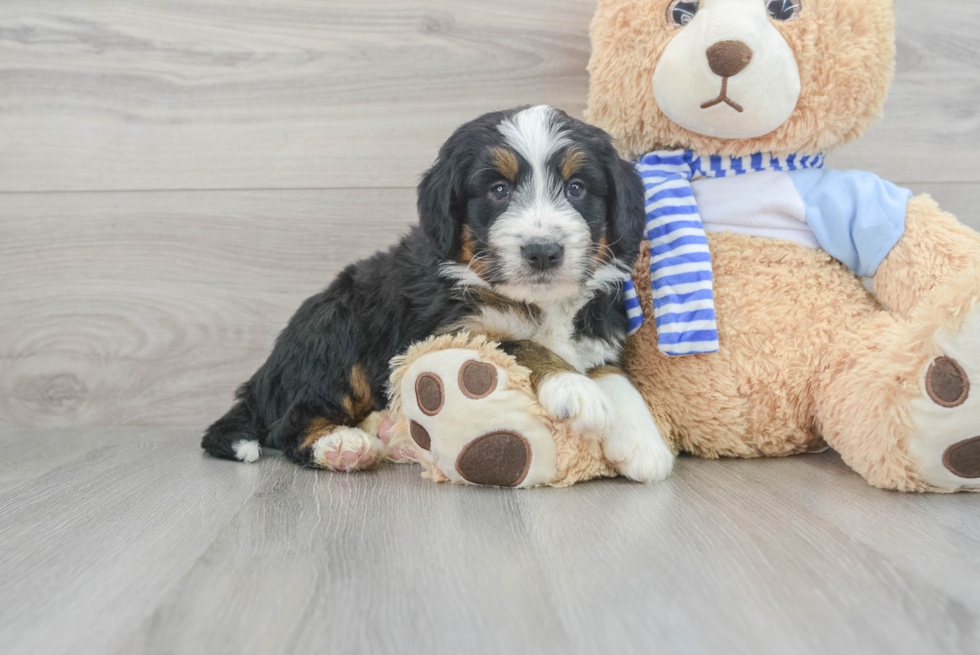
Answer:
[706,40,753,78]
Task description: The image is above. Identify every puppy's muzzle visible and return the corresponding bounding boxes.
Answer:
[521,241,565,272]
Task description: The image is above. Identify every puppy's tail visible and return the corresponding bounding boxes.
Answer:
[202,384,265,464]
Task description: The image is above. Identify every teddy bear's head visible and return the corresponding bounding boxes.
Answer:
[586,0,895,158]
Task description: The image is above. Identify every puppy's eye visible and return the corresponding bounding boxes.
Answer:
[566,182,586,199]
[666,0,699,27]
[767,0,801,21]
[490,183,510,201]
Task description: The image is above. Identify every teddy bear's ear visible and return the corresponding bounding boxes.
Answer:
[602,145,646,266]
[417,148,465,259]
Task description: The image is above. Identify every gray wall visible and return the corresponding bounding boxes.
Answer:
[2,0,979,429]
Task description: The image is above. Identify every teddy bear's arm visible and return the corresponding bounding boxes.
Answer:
[873,195,980,319]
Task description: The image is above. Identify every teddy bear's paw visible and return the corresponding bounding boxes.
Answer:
[908,304,980,490]
[400,349,558,487]
[310,427,385,472]
[372,415,418,464]
[537,372,612,437]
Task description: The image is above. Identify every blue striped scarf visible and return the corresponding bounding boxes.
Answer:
[623,150,826,356]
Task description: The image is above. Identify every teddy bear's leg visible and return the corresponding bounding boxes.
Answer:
[874,195,980,319]
[857,194,980,490]
[397,347,560,488]
[814,308,980,492]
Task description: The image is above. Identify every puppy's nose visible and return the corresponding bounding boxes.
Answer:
[521,241,565,272]
[706,40,753,78]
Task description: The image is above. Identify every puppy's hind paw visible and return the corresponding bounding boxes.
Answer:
[232,440,262,464]
[311,427,385,472]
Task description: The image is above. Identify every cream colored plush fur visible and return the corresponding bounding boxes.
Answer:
[590,0,980,492]
[389,333,616,488]
[587,0,896,159]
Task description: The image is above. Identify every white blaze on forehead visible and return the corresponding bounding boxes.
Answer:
[498,105,571,200]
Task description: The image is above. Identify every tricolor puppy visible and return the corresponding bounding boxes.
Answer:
[202,105,674,482]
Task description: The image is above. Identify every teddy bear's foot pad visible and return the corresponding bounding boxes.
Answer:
[909,306,980,489]
[456,431,531,487]
[925,357,969,408]
[401,348,558,488]
[942,436,980,479]
[925,357,980,478]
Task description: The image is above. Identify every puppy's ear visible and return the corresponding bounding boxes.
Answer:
[602,145,646,266]
[417,151,464,258]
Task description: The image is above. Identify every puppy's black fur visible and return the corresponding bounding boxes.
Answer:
[202,107,646,467]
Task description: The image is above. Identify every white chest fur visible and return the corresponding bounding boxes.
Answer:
[533,299,619,372]
[462,297,620,373]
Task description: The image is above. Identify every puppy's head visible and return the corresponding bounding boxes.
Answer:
[418,106,645,304]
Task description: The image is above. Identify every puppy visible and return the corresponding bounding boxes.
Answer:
[202,105,674,482]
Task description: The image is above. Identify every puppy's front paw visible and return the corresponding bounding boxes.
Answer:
[537,373,612,436]
[605,432,674,483]
[603,394,674,482]
[599,386,674,483]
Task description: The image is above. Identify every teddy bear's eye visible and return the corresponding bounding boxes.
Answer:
[767,0,802,21]
[666,0,700,28]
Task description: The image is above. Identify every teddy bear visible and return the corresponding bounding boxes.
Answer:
[387,0,980,492]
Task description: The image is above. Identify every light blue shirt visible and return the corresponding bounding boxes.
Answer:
[788,168,912,277]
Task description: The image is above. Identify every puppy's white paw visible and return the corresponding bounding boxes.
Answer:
[311,427,384,472]
[537,372,612,436]
[232,440,261,464]
[593,373,674,483]
[605,431,674,483]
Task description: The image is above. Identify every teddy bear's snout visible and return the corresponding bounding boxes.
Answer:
[706,40,753,78]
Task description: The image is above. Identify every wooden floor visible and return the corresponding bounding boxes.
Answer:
[2,426,980,655]
[3,0,980,653]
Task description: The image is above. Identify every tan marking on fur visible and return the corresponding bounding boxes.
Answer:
[596,230,610,263]
[491,147,519,181]
[301,418,340,450]
[561,148,586,180]
[587,365,623,380]
[459,226,476,264]
[438,288,542,338]
[458,226,491,281]
[348,364,374,422]
[471,288,541,322]
[508,340,576,391]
